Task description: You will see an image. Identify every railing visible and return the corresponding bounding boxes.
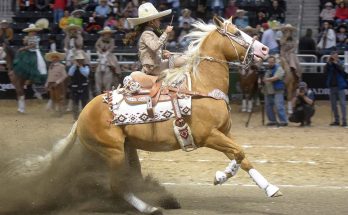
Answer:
[0,0,14,18]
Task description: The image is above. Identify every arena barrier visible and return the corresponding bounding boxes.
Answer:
[1,54,348,100]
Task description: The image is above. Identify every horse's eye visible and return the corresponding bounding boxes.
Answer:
[234,31,241,37]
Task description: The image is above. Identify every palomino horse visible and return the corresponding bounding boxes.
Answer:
[239,64,259,113]
[95,53,114,94]
[10,17,281,214]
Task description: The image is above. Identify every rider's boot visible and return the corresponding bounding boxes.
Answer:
[17,95,25,113]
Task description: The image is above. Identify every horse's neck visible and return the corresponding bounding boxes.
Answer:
[190,37,230,94]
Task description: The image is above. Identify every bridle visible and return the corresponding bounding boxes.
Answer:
[200,21,255,71]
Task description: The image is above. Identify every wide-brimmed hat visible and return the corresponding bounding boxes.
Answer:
[127,2,172,26]
[45,51,66,62]
[1,20,9,24]
[280,24,297,31]
[325,2,333,7]
[98,26,116,34]
[74,52,85,60]
[268,20,281,30]
[236,9,247,14]
[71,9,85,17]
[64,23,82,32]
[23,24,42,32]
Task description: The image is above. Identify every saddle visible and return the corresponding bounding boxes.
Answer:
[125,72,186,118]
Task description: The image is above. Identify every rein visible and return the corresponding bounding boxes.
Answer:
[202,22,255,70]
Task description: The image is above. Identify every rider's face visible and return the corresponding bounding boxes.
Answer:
[150,19,161,29]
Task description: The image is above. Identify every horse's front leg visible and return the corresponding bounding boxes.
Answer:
[203,129,282,197]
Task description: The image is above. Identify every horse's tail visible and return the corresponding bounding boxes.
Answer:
[5,121,78,178]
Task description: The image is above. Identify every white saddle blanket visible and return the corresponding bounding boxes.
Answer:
[104,73,192,125]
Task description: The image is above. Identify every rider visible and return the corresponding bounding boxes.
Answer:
[12,23,47,113]
[126,2,187,79]
[95,26,121,93]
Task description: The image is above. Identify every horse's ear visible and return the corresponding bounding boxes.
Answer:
[228,16,233,23]
[213,16,224,28]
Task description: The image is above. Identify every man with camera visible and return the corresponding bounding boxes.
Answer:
[263,55,288,126]
[289,82,315,126]
[324,51,347,127]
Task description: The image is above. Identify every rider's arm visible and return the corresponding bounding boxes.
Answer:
[79,65,90,78]
[142,31,167,52]
[95,38,103,53]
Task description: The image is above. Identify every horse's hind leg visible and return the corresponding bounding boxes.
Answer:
[204,129,282,197]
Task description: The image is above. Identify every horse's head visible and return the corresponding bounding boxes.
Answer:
[212,16,269,65]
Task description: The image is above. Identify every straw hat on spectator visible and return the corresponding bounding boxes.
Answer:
[325,2,333,7]
[74,51,85,60]
[236,9,247,15]
[280,24,297,32]
[64,23,82,32]
[98,26,116,34]
[127,2,172,26]
[1,20,9,24]
[45,51,66,62]
[71,9,85,17]
[23,24,42,32]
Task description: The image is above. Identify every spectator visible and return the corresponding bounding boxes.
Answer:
[166,30,178,51]
[224,0,238,19]
[123,0,138,18]
[234,9,249,29]
[178,9,195,28]
[35,0,49,11]
[253,11,268,28]
[59,10,70,31]
[177,22,191,49]
[335,1,348,26]
[336,25,347,46]
[48,35,57,52]
[44,51,67,117]
[111,1,123,17]
[104,14,118,29]
[85,13,102,33]
[196,4,207,22]
[324,51,347,127]
[269,0,285,23]
[317,21,336,55]
[207,0,225,17]
[68,9,84,27]
[320,2,336,24]
[299,28,317,55]
[51,0,66,25]
[95,0,111,18]
[261,22,279,55]
[289,82,315,126]
[0,20,14,44]
[263,55,288,126]
[19,0,35,11]
[68,51,90,120]
[167,0,181,16]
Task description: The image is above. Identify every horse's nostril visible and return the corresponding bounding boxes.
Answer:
[262,47,268,52]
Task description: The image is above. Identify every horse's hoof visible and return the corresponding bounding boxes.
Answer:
[214,171,227,185]
[271,190,283,197]
[150,208,163,215]
[266,184,282,197]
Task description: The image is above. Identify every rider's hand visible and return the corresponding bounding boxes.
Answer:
[165,26,173,34]
[162,50,171,59]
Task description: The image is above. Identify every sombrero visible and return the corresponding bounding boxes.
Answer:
[127,2,172,26]
[74,51,85,60]
[280,24,297,31]
[64,23,82,32]
[98,26,116,34]
[71,9,85,17]
[23,24,42,32]
[45,51,66,62]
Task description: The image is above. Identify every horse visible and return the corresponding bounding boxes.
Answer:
[239,64,259,113]
[9,17,281,215]
[95,52,114,94]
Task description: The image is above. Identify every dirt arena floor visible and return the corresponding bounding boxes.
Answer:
[0,99,347,215]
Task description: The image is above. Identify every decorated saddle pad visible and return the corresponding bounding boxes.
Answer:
[104,73,192,126]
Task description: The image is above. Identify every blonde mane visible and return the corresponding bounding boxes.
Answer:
[162,20,217,86]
